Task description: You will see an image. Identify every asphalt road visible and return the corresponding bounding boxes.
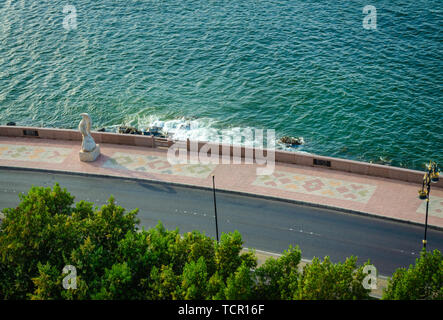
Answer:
[1,168,442,276]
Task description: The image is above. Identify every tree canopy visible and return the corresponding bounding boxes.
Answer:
[383,248,443,300]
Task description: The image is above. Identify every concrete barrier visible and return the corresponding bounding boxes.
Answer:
[0,125,441,188]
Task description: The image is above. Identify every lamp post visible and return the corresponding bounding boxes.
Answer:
[418,161,440,249]
[212,175,219,243]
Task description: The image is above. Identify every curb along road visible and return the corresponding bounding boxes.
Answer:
[1,165,442,232]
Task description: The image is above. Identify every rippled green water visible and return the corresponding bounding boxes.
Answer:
[0,1,441,170]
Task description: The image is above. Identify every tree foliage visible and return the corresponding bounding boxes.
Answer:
[0,184,375,300]
[383,249,443,300]
[295,256,370,300]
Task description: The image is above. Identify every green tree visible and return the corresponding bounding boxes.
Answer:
[224,262,255,300]
[207,271,226,300]
[0,184,78,299]
[0,184,138,299]
[147,264,181,300]
[383,249,443,300]
[30,262,62,300]
[295,256,371,300]
[215,231,256,280]
[180,257,209,300]
[93,262,133,300]
[254,245,301,300]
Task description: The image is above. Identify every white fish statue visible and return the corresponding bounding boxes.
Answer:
[79,113,96,152]
[78,113,100,162]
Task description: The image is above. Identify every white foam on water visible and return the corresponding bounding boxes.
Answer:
[108,114,306,151]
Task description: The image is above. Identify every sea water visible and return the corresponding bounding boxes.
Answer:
[0,0,441,170]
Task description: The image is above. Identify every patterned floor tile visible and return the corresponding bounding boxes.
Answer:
[103,152,216,179]
[417,196,443,219]
[253,171,377,203]
[0,144,72,164]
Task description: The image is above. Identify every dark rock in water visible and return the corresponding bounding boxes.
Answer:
[143,126,166,137]
[97,128,106,132]
[118,126,141,135]
[6,122,16,126]
[279,136,304,146]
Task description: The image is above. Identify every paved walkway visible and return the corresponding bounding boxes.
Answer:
[1,136,442,229]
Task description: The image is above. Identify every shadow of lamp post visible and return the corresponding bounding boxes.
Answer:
[418,161,440,249]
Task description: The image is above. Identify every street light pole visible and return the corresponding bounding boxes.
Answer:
[418,161,440,249]
[423,181,430,248]
[212,175,219,243]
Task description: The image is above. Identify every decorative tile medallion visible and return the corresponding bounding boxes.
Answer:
[253,171,377,203]
[103,152,215,179]
[417,196,443,219]
[0,144,72,164]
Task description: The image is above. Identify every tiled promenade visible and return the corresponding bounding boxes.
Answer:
[1,136,442,228]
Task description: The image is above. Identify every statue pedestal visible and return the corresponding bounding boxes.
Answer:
[79,144,100,162]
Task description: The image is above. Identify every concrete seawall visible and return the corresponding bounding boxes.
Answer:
[0,125,441,188]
